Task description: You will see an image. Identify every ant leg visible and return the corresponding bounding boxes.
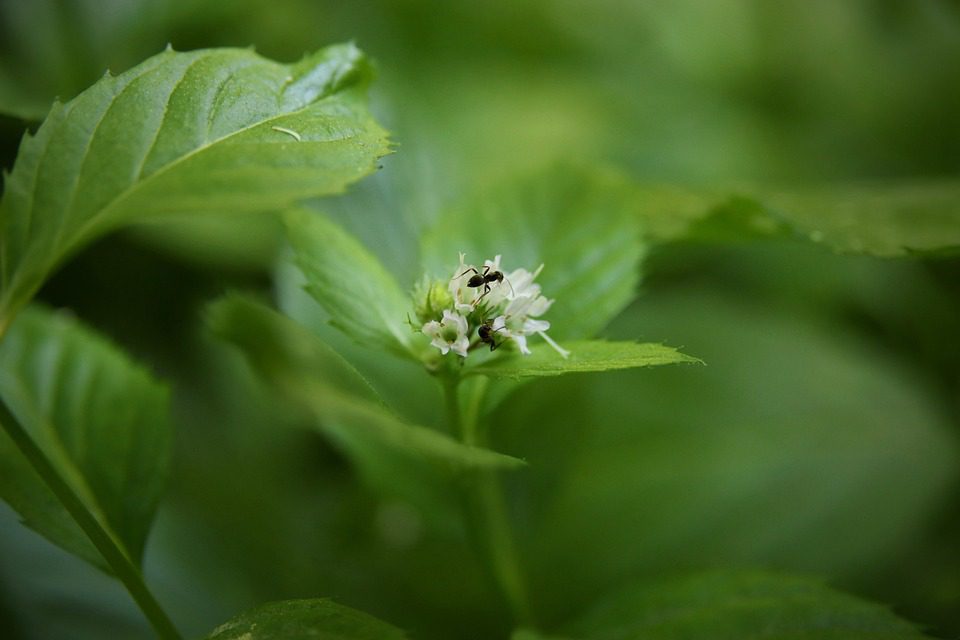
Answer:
[454,267,480,280]
[489,322,509,350]
[472,283,493,306]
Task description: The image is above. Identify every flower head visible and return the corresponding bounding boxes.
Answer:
[419,253,569,360]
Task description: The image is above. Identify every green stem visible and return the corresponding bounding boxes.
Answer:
[0,396,183,640]
[443,376,534,627]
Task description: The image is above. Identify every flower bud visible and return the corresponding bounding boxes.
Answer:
[413,277,454,325]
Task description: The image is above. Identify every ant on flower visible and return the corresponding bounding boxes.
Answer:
[453,264,513,306]
[476,317,507,351]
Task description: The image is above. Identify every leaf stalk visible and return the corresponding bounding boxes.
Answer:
[0,395,183,640]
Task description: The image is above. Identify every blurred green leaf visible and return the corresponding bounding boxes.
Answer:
[0,305,170,568]
[511,629,572,640]
[638,181,960,257]
[0,65,52,121]
[769,181,960,257]
[204,598,406,639]
[0,42,389,332]
[469,341,699,379]
[421,166,645,340]
[564,570,929,639]
[285,209,417,358]
[208,295,525,471]
[503,286,959,622]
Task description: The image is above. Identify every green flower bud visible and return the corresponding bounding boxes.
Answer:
[413,277,454,325]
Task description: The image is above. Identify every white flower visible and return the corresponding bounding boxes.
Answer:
[449,253,481,312]
[421,310,470,357]
[499,293,569,359]
[504,264,543,300]
[424,252,570,359]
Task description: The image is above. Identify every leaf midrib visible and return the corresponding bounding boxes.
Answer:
[5,50,369,301]
[67,91,357,265]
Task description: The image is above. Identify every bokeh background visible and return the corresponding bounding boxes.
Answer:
[1,1,959,638]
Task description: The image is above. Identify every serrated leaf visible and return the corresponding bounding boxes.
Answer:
[638,181,960,257]
[0,305,170,568]
[207,295,524,471]
[469,341,699,379]
[0,42,390,333]
[285,209,417,358]
[563,570,928,639]
[421,165,645,340]
[205,599,406,640]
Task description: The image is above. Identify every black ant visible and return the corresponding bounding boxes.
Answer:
[477,317,507,351]
[454,265,512,306]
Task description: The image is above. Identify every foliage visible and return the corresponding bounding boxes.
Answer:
[203,599,406,640]
[1,3,959,640]
[0,42,389,335]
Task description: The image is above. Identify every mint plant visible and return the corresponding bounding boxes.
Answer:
[0,35,956,640]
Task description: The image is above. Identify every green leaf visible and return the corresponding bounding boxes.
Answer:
[637,181,960,257]
[0,42,390,333]
[468,341,700,379]
[421,165,645,340]
[207,294,524,471]
[0,305,170,568]
[511,629,573,640]
[564,570,929,639]
[768,181,960,256]
[205,599,406,640]
[285,209,417,358]
[502,286,959,622]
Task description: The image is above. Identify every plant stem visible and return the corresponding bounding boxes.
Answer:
[0,396,183,640]
[442,376,534,627]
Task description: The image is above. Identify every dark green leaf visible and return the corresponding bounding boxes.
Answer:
[0,43,389,332]
[421,165,645,340]
[205,599,406,640]
[511,629,573,640]
[285,209,417,358]
[469,341,700,379]
[207,295,524,471]
[0,305,170,568]
[503,286,958,621]
[564,570,928,639]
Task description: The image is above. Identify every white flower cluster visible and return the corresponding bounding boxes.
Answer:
[420,254,569,359]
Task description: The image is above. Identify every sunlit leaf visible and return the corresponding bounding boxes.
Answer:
[0,306,170,568]
[0,43,389,332]
[285,209,417,358]
[205,599,406,640]
[564,570,928,639]
[469,341,699,379]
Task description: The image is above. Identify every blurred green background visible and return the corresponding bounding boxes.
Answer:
[1,0,959,638]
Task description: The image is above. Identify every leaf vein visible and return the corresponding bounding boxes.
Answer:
[48,58,175,257]
[68,93,366,253]
[132,54,210,182]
